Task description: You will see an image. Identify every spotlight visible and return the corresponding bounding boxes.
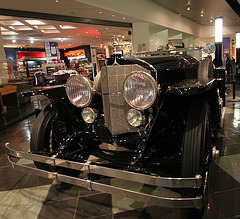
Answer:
[210,18,213,23]
[187,5,191,11]
[56,0,59,3]
[200,12,204,17]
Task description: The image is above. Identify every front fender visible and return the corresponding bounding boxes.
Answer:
[167,79,216,96]
[19,85,67,100]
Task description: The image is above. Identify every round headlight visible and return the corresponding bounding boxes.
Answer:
[127,109,143,127]
[123,71,157,110]
[81,107,98,124]
[66,75,93,107]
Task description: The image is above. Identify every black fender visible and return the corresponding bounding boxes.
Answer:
[19,85,67,100]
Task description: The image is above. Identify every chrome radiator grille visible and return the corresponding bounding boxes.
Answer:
[101,64,150,135]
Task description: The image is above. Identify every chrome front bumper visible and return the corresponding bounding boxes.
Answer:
[5,143,206,209]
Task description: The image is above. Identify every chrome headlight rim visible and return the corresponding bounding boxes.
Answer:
[81,107,98,124]
[127,109,143,127]
[65,74,93,108]
[123,71,157,110]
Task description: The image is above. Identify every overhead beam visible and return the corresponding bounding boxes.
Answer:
[225,0,240,17]
[0,8,132,28]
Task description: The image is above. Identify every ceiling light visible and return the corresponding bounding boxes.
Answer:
[96,30,98,31]
[77,34,79,35]
[86,32,88,33]
[9,26,15,29]
[112,14,115,17]
[60,25,76,29]
[200,12,204,17]
[187,4,191,11]
[1,31,18,35]
[12,39,16,43]
[30,40,34,44]
[25,20,46,25]
[69,44,71,46]
[210,18,213,23]
[106,28,109,29]
[56,0,59,2]
[123,18,126,20]
[99,12,102,14]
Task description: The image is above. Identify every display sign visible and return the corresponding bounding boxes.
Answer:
[45,42,58,57]
[64,49,86,58]
[17,51,46,59]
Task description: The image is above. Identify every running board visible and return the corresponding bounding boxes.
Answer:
[5,143,205,209]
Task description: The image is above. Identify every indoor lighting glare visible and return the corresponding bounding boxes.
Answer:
[210,18,213,23]
[200,12,204,17]
[12,39,16,43]
[56,0,59,2]
[236,32,240,48]
[99,12,102,14]
[215,17,223,43]
[187,4,191,11]
[30,40,34,44]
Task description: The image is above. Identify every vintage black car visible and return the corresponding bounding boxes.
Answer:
[6,52,223,209]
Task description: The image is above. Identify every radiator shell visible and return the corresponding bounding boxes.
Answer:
[101,64,151,135]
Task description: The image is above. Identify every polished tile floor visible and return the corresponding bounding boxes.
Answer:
[0,84,240,219]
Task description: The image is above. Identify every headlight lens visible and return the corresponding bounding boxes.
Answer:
[127,109,143,127]
[81,107,98,123]
[66,75,93,107]
[123,71,157,110]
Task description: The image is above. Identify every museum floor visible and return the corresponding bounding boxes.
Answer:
[0,84,240,219]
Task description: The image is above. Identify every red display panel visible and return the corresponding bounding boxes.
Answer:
[18,51,46,59]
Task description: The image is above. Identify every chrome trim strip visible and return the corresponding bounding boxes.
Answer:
[7,156,203,209]
[5,143,202,189]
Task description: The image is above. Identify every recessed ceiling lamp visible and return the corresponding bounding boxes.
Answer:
[100,11,102,14]
[86,32,88,33]
[210,18,213,23]
[56,0,59,3]
[187,4,191,11]
[30,40,34,44]
[112,14,115,17]
[200,12,204,17]
[106,28,109,29]
[25,20,45,25]
[77,34,79,35]
[12,39,16,43]
[123,17,126,20]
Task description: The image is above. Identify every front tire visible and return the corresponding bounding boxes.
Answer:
[181,99,211,177]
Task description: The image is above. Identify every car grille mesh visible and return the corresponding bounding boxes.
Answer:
[101,64,150,135]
